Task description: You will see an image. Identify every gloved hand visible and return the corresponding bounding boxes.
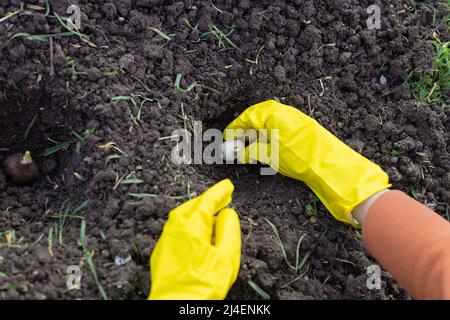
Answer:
[148,179,241,300]
[224,100,390,226]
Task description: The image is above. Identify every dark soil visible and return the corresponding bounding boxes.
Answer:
[0,0,449,300]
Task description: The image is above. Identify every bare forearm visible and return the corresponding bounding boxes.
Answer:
[354,190,450,299]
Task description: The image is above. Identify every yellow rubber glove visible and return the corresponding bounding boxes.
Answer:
[148,179,241,300]
[224,100,390,227]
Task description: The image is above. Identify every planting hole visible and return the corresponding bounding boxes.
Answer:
[0,85,87,182]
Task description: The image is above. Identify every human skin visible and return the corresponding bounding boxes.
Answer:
[352,190,450,300]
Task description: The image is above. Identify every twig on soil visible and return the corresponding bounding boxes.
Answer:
[184,19,198,32]
[25,4,47,12]
[98,142,126,155]
[322,275,331,287]
[84,24,110,45]
[128,193,191,200]
[48,227,53,256]
[49,36,55,76]
[151,27,172,41]
[0,4,24,23]
[387,28,409,43]
[178,102,194,134]
[317,43,336,53]
[244,218,257,243]
[334,258,356,267]
[130,75,152,93]
[157,135,178,141]
[316,76,333,97]
[209,0,223,13]
[307,94,314,116]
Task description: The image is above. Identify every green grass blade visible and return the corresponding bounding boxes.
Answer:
[264,218,293,269]
[248,280,271,300]
[23,114,38,141]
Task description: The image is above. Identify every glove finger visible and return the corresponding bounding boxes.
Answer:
[194,178,234,218]
[236,141,273,165]
[169,179,234,241]
[171,179,234,219]
[214,208,241,281]
[223,100,281,140]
